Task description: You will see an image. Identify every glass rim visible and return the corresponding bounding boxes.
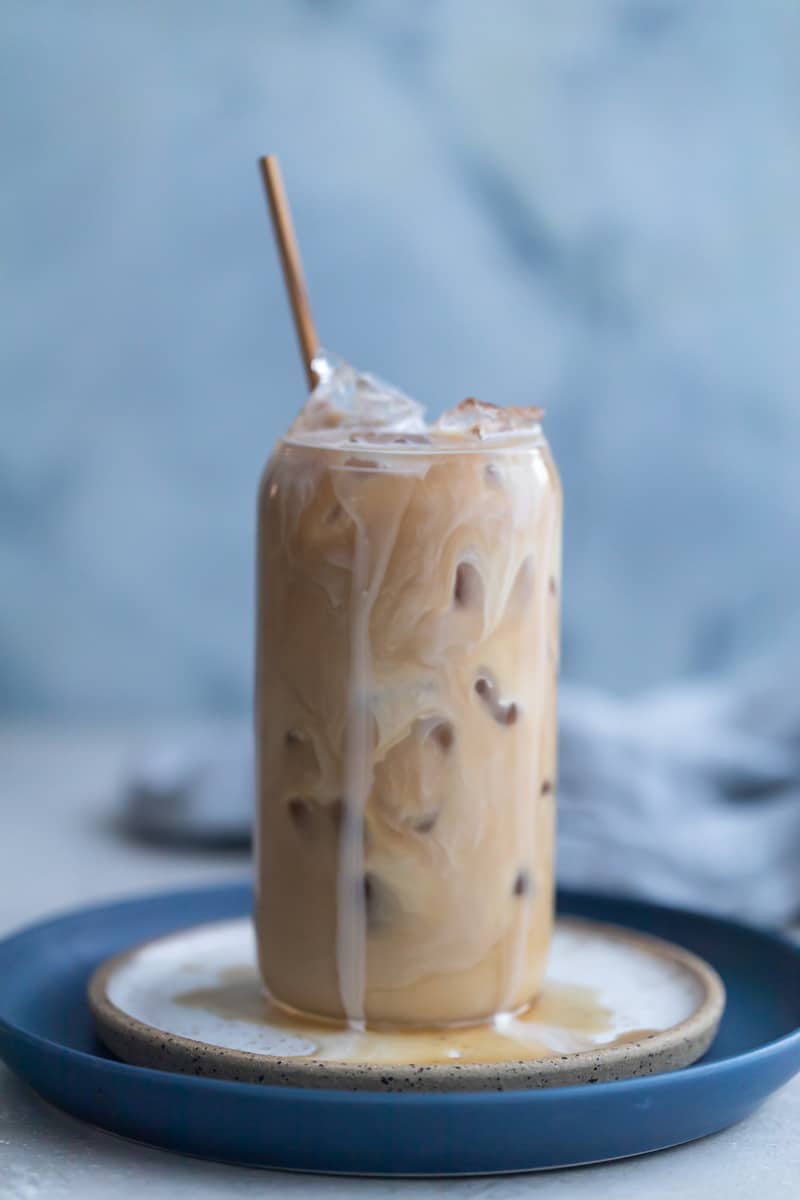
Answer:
[279,428,548,458]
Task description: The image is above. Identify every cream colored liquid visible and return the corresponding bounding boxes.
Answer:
[175,967,656,1066]
[255,434,561,1027]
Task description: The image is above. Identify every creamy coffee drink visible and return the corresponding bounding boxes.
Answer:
[255,356,561,1027]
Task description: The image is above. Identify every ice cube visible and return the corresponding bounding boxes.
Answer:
[288,351,426,438]
[435,397,543,440]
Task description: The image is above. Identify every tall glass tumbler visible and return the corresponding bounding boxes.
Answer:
[255,430,561,1027]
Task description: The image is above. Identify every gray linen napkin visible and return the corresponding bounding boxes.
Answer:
[122,660,800,925]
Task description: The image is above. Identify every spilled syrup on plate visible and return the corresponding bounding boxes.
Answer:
[174,965,657,1065]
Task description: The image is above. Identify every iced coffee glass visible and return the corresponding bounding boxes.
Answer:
[255,364,561,1027]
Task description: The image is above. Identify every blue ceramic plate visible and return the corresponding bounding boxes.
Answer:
[0,883,798,1176]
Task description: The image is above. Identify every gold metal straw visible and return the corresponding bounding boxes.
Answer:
[259,154,319,391]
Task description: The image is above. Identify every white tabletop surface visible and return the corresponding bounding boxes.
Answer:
[1,726,798,1199]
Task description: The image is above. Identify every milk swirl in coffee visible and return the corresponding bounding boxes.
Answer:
[255,353,561,1027]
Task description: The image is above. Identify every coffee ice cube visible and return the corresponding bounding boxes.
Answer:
[289,350,427,438]
[435,397,543,441]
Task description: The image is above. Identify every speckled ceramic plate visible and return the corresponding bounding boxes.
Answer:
[88,914,724,1092]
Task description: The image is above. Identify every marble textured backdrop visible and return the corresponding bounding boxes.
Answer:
[2,0,799,717]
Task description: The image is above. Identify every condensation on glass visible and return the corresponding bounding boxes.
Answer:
[255,426,561,1028]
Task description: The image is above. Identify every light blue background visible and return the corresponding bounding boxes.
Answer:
[3,0,800,717]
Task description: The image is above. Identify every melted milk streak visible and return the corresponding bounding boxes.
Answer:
[335,468,416,1027]
[500,468,557,1012]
